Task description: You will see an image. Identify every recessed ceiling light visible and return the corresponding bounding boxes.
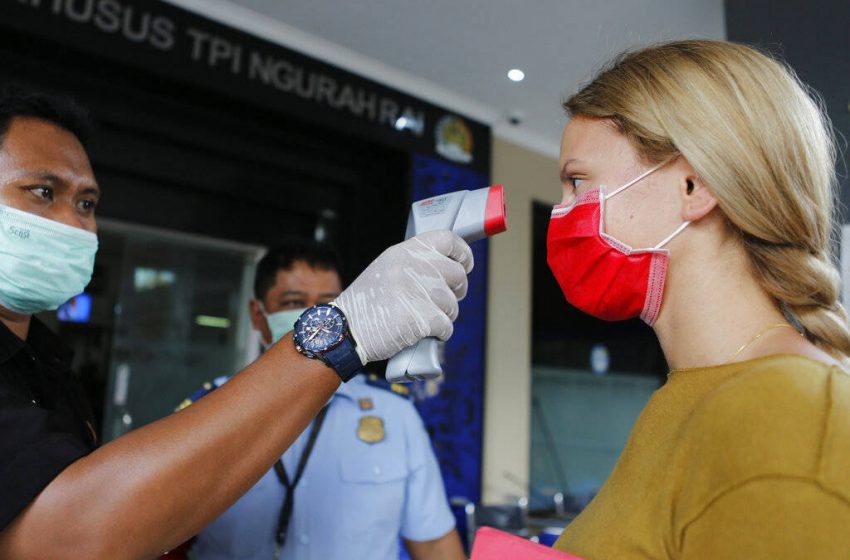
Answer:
[507,69,525,82]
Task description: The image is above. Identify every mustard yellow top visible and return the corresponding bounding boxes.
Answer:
[553,354,850,559]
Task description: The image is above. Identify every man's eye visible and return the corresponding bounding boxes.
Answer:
[31,186,53,200]
[281,301,306,309]
[78,199,98,212]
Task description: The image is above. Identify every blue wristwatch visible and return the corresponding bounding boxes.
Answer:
[293,303,362,382]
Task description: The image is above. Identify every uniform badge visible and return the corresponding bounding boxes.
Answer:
[357,416,385,444]
[390,384,410,397]
[359,398,374,411]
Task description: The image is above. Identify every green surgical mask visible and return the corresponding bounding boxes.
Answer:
[0,204,98,315]
[263,306,306,344]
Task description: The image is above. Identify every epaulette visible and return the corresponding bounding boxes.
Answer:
[365,373,411,399]
[175,376,229,411]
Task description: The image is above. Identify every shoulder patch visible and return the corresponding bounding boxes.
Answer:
[365,373,411,399]
[175,377,229,411]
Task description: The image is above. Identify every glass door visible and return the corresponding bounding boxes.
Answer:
[96,220,263,442]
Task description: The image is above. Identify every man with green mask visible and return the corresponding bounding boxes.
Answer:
[249,242,345,349]
[0,88,474,560]
[181,241,465,560]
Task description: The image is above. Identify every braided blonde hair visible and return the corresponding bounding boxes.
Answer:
[564,39,850,363]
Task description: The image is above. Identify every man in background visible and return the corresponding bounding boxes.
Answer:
[184,240,465,560]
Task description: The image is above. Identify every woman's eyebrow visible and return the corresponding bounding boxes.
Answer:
[560,158,584,180]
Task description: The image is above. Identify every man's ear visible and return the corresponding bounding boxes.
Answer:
[249,299,271,344]
[680,167,718,222]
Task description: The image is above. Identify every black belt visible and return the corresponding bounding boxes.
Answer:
[273,405,329,558]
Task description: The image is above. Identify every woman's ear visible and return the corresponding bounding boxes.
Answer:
[679,167,718,222]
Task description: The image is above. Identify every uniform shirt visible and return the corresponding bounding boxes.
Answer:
[0,318,96,530]
[555,354,850,559]
[192,374,455,560]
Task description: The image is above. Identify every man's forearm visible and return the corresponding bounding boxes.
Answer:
[0,333,339,560]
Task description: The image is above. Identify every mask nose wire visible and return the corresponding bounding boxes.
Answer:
[604,156,677,201]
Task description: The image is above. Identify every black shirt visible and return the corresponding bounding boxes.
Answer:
[0,317,96,530]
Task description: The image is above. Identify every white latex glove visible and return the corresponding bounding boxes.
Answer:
[335,230,474,365]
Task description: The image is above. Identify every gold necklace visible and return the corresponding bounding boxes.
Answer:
[729,323,799,363]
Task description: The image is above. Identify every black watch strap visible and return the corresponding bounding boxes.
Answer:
[324,337,362,382]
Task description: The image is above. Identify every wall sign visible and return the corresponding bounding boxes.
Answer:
[5,0,490,172]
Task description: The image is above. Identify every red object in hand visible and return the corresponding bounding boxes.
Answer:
[470,527,583,560]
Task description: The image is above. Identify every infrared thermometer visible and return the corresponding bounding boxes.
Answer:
[385,185,508,383]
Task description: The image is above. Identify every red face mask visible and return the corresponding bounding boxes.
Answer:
[546,161,688,326]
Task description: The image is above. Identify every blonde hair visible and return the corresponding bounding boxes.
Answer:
[564,39,850,363]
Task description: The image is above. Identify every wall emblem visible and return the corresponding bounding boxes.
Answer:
[435,115,473,164]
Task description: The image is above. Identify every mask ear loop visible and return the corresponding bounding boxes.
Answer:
[605,158,674,200]
[256,301,275,350]
[257,300,269,318]
[599,156,687,249]
[653,221,690,249]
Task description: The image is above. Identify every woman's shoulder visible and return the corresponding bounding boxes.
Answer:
[683,353,850,496]
[705,353,848,410]
[692,353,848,435]
[715,352,846,395]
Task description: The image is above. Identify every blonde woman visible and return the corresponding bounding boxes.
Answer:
[546,40,850,558]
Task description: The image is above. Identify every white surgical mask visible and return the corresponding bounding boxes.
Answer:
[262,305,306,345]
[0,204,98,315]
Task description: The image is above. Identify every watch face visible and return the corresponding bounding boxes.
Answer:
[295,305,346,353]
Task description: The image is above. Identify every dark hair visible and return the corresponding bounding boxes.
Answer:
[0,85,93,147]
[254,239,342,300]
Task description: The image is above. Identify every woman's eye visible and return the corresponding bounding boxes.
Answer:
[570,178,584,189]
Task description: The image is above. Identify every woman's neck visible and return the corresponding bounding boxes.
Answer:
[653,236,787,370]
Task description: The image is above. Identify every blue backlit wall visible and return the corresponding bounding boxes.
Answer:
[410,154,489,511]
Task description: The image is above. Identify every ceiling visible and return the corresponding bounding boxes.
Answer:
[167,0,726,158]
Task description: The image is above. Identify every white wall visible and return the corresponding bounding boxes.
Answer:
[484,137,560,502]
